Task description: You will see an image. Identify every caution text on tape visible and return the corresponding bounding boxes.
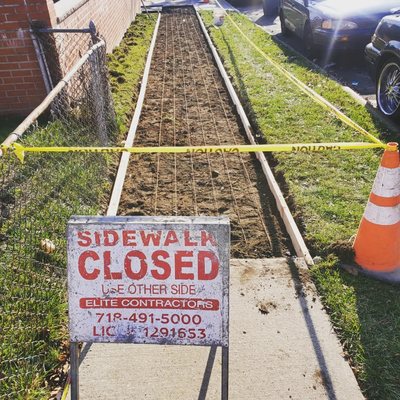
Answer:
[212,6,383,147]
[0,142,386,162]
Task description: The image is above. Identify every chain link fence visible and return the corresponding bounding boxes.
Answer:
[0,30,117,399]
[32,22,100,90]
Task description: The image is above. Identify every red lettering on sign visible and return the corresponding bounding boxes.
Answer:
[201,231,217,247]
[76,229,218,248]
[151,250,171,280]
[78,250,100,280]
[93,325,115,337]
[164,230,179,246]
[184,231,198,246]
[94,232,101,246]
[77,231,91,247]
[175,251,194,280]
[104,250,122,280]
[80,297,220,310]
[104,230,118,246]
[125,250,147,280]
[140,231,161,246]
[77,249,220,281]
[198,251,219,280]
[122,230,136,246]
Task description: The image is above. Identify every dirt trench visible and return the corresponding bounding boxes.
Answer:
[118,7,290,258]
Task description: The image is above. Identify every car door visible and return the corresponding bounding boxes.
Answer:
[283,0,309,36]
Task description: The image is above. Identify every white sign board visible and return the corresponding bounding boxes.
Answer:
[67,216,229,346]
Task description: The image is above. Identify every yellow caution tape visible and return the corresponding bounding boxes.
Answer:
[60,380,70,400]
[0,142,385,163]
[213,5,383,146]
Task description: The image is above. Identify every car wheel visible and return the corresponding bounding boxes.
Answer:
[377,58,400,119]
[303,23,317,58]
[279,10,289,36]
[263,0,279,17]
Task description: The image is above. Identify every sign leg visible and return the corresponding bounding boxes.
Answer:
[70,342,80,400]
[221,345,229,400]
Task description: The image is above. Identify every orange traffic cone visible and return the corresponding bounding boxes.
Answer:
[353,142,400,282]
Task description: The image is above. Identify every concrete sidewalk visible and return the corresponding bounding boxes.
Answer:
[70,258,364,399]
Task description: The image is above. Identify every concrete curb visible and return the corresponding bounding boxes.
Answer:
[196,7,314,265]
[107,14,161,216]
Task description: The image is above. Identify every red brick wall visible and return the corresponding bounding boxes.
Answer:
[0,0,140,117]
[0,0,55,116]
[57,0,140,52]
[55,0,140,76]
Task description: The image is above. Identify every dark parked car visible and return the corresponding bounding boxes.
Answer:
[228,0,262,8]
[262,0,280,16]
[366,14,400,119]
[277,0,400,56]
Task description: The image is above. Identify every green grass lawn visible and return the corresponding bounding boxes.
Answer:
[107,13,158,135]
[200,10,400,399]
[0,15,157,399]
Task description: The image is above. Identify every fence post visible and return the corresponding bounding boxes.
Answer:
[70,342,80,400]
[30,30,54,93]
[222,345,229,399]
[89,20,100,45]
[88,48,108,145]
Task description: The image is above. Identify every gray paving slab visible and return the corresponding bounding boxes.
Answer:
[70,258,364,399]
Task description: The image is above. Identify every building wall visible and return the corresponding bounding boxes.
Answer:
[0,0,55,116]
[57,0,140,51]
[55,0,141,78]
[0,0,140,117]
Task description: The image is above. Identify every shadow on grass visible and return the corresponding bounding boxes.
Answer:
[219,31,294,258]
[312,263,400,400]
[218,30,307,245]
[220,31,263,141]
[268,35,399,143]
[0,116,24,143]
[214,18,400,399]
[346,272,400,400]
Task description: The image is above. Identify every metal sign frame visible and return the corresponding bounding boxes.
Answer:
[67,215,230,399]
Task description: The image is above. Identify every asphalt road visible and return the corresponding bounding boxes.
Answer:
[237,5,377,106]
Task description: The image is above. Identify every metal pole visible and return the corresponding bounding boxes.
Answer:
[141,0,151,18]
[221,345,229,400]
[89,21,99,45]
[30,31,53,94]
[32,27,94,34]
[70,342,80,400]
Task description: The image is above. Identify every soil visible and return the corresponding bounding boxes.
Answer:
[118,7,290,258]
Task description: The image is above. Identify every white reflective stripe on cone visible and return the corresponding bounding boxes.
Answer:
[364,202,400,225]
[372,167,400,198]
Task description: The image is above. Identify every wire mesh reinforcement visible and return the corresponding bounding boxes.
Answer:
[0,34,116,399]
[1,7,290,398]
[118,7,291,258]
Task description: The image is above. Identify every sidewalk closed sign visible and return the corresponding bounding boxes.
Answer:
[67,216,229,347]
